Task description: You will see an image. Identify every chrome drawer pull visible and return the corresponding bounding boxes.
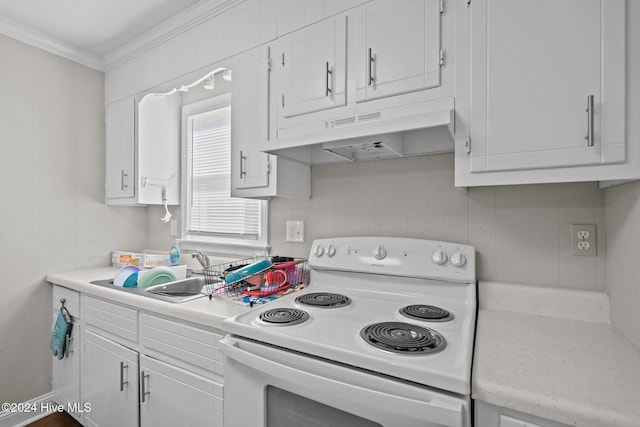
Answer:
[368,48,375,86]
[141,371,150,402]
[119,361,128,391]
[585,95,595,147]
[325,62,333,96]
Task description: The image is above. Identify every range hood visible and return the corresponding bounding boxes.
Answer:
[262,97,455,165]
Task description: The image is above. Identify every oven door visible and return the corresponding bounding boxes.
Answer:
[219,335,470,427]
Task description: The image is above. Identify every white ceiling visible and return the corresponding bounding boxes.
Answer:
[0,0,204,61]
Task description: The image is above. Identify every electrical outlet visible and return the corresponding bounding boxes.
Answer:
[286,220,304,243]
[570,224,596,256]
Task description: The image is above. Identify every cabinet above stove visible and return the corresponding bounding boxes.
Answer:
[256,0,456,166]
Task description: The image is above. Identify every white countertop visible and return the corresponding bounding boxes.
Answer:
[46,267,249,331]
[473,281,640,427]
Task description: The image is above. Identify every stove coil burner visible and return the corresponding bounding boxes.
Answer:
[360,322,446,355]
[295,292,351,308]
[400,305,454,322]
[259,308,310,325]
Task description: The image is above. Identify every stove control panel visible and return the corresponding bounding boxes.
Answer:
[310,237,476,283]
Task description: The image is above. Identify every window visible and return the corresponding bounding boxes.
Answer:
[180,93,267,253]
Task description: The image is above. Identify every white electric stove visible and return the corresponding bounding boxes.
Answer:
[220,236,476,427]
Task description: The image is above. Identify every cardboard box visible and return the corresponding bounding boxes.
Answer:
[112,250,172,268]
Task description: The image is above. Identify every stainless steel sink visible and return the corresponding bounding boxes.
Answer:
[90,275,206,303]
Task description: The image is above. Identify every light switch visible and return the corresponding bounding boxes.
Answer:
[286,221,304,243]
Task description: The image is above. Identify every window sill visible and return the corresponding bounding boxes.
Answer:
[178,237,270,257]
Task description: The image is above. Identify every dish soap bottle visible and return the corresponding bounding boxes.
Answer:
[169,244,180,266]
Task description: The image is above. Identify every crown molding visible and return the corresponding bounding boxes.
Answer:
[103,0,242,72]
[0,0,242,73]
[0,16,104,71]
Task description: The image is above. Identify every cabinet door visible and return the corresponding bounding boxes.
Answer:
[468,0,625,173]
[277,15,347,118]
[137,92,181,205]
[82,331,138,427]
[355,0,442,102]
[139,355,223,427]
[231,46,272,193]
[105,97,136,200]
[52,323,81,421]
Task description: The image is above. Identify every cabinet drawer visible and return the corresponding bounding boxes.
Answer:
[84,296,138,343]
[140,355,223,427]
[53,286,80,319]
[141,314,223,375]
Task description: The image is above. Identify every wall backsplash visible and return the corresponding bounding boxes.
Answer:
[268,153,606,291]
[148,152,606,291]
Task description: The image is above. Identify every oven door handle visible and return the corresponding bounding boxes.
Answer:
[219,336,465,427]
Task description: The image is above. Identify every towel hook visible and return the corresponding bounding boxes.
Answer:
[60,298,66,307]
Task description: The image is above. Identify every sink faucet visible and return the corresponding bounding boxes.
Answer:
[191,250,210,269]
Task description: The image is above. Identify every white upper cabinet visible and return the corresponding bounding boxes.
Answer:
[277,16,348,118]
[137,93,181,205]
[455,0,630,186]
[232,47,271,193]
[105,97,136,201]
[275,0,370,37]
[355,0,442,102]
[231,46,311,199]
[262,0,454,163]
[105,92,180,206]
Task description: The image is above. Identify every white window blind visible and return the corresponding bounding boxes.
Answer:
[185,101,262,241]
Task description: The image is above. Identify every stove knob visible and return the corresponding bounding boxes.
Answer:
[314,245,325,257]
[451,251,467,268]
[372,245,387,260]
[431,249,448,265]
[327,244,336,257]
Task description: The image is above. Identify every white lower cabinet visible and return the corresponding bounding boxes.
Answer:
[475,401,572,427]
[82,331,139,427]
[53,292,224,427]
[139,355,222,427]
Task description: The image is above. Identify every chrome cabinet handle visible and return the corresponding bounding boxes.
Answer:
[368,48,375,86]
[119,361,128,391]
[141,371,150,402]
[325,62,333,96]
[120,170,128,190]
[65,335,73,358]
[239,151,247,179]
[585,95,594,147]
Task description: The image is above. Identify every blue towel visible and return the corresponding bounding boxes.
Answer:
[50,307,72,359]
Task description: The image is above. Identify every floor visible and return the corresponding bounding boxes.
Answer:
[25,411,82,427]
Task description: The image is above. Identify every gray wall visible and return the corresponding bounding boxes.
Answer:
[268,154,606,290]
[605,181,640,349]
[0,35,148,405]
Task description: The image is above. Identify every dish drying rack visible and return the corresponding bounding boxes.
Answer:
[202,256,308,301]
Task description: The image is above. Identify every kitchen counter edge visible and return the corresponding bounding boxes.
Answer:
[46,266,249,331]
